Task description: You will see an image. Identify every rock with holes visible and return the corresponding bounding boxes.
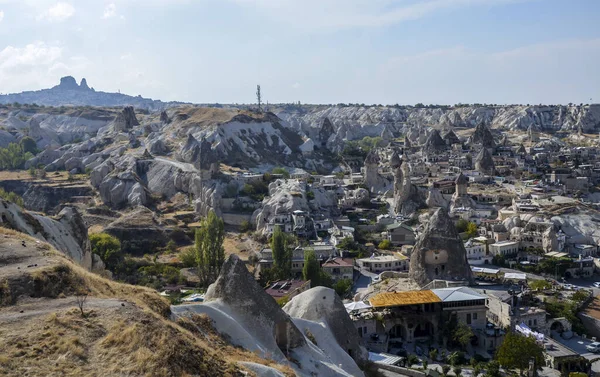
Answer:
[408,207,473,286]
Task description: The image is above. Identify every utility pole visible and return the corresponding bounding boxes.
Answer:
[256,85,262,112]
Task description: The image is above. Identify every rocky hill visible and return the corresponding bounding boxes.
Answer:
[0,76,185,111]
[277,104,600,141]
[0,227,297,377]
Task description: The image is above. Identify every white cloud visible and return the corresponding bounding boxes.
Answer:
[291,82,300,89]
[37,2,75,22]
[103,3,117,19]
[0,10,4,22]
[0,41,90,93]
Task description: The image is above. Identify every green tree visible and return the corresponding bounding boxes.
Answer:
[89,233,121,269]
[272,167,290,179]
[453,367,462,377]
[378,239,391,250]
[179,247,196,267]
[332,279,352,297]
[271,225,291,277]
[484,361,501,377]
[455,219,469,233]
[453,323,474,350]
[466,222,478,238]
[495,332,544,375]
[194,210,225,285]
[303,248,321,286]
[473,364,482,377]
[19,136,38,155]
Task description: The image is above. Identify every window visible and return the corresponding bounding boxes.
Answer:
[467,313,472,325]
[473,313,478,320]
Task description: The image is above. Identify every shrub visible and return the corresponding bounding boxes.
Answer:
[166,240,178,253]
[89,233,121,269]
[240,220,252,233]
[378,239,391,250]
[332,279,353,298]
[272,167,290,179]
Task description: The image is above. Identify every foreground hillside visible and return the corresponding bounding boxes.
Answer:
[0,228,293,377]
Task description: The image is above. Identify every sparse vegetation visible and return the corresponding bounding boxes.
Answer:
[0,187,24,207]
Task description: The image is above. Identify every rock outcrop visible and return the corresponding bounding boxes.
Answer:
[468,122,496,149]
[363,150,388,193]
[104,206,167,255]
[109,106,140,133]
[474,147,495,175]
[423,129,447,154]
[0,199,93,269]
[409,207,473,286]
[283,286,368,366]
[205,255,306,351]
[393,160,425,216]
[443,129,461,145]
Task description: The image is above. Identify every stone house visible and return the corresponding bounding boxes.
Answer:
[321,257,354,281]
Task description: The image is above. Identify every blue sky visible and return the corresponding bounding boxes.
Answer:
[0,0,598,105]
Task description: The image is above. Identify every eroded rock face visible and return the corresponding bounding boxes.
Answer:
[0,199,93,269]
[393,161,425,216]
[468,122,496,149]
[409,207,473,286]
[110,106,140,133]
[283,286,368,366]
[423,129,447,154]
[443,129,461,145]
[205,255,306,351]
[475,147,495,175]
[104,206,167,255]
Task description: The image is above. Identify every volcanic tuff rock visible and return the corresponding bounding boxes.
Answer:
[252,179,337,233]
[409,207,473,286]
[109,106,140,133]
[205,254,306,350]
[0,199,93,269]
[443,129,461,145]
[468,122,496,149]
[423,129,447,153]
[393,160,425,216]
[363,150,390,193]
[283,286,368,367]
[474,147,496,175]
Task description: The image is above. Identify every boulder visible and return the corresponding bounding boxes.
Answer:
[409,207,473,286]
[283,286,368,366]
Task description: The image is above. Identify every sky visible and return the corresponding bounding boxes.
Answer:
[0,0,598,105]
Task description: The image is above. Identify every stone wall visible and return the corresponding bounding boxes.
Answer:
[376,364,427,377]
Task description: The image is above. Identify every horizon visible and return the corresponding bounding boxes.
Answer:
[0,1,599,105]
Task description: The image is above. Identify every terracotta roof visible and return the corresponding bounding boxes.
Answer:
[322,257,354,268]
[369,290,441,308]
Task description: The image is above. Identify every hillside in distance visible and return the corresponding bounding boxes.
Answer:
[0,76,187,111]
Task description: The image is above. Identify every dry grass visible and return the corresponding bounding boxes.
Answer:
[176,314,296,377]
[0,229,292,377]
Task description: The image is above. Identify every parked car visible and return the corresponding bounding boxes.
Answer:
[562,284,575,290]
[586,342,600,353]
[593,282,600,288]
